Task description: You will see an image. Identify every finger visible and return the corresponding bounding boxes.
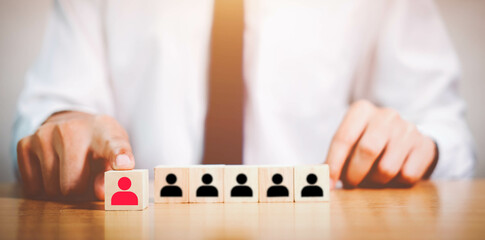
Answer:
[398,136,437,185]
[53,122,92,196]
[32,127,61,197]
[369,122,417,185]
[91,115,135,170]
[326,100,376,188]
[17,136,44,196]
[345,109,398,187]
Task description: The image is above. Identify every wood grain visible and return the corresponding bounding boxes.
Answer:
[1,180,485,239]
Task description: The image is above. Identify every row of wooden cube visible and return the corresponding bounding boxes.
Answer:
[105,165,329,210]
[154,165,330,203]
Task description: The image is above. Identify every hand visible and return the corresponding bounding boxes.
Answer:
[16,111,135,200]
[326,100,437,188]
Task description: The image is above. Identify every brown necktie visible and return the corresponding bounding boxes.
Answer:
[202,0,244,165]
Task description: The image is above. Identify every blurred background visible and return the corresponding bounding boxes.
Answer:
[0,0,484,182]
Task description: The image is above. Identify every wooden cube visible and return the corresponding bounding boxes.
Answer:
[224,166,259,203]
[294,165,330,202]
[105,169,149,210]
[259,166,294,202]
[154,166,189,203]
[189,165,224,203]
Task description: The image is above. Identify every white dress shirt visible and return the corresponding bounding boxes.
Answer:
[13,0,475,178]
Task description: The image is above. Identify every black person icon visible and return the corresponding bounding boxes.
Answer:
[160,173,183,197]
[196,173,218,197]
[230,174,253,197]
[301,173,323,197]
[267,173,289,197]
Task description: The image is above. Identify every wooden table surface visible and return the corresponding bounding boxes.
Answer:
[1,180,484,240]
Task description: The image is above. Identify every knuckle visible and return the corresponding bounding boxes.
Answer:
[53,126,64,139]
[351,99,375,113]
[332,132,355,148]
[52,124,70,151]
[381,108,400,122]
[103,138,114,154]
[108,138,129,153]
[54,121,69,135]
[34,122,56,140]
[53,121,75,141]
[405,123,417,135]
[423,136,435,150]
[114,128,129,140]
[53,119,93,147]
[352,99,373,109]
[96,114,128,137]
[95,114,116,125]
[32,132,51,156]
[17,137,30,153]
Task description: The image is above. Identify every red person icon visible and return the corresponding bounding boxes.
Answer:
[111,177,138,205]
